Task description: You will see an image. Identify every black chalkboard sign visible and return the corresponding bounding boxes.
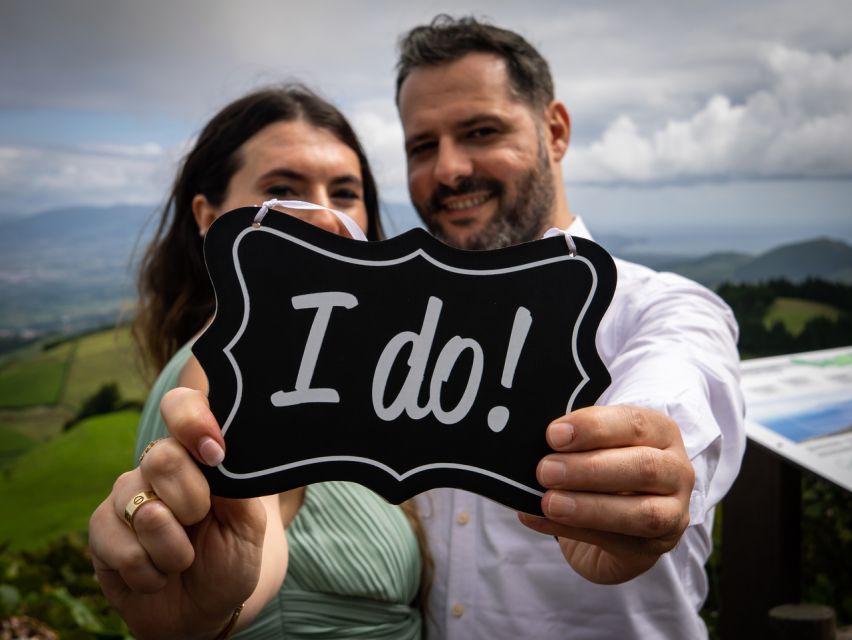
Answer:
[193,206,616,514]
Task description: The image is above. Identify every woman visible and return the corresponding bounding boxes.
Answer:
[89,85,429,640]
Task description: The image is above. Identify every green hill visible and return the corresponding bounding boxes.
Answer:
[735,238,852,284]
[625,238,852,288]
[0,326,148,448]
[660,251,752,288]
[0,424,34,467]
[764,297,842,336]
[0,410,138,550]
[61,328,148,409]
[0,340,74,408]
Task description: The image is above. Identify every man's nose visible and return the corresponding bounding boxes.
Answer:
[433,140,473,187]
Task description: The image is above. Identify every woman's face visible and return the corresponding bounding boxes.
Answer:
[193,119,369,237]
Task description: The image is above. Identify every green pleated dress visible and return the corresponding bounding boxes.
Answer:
[134,342,422,639]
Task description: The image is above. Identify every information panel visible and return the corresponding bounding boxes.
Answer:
[741,346,852,491]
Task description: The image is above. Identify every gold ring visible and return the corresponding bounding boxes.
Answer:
[139,438,164,465]
[124,490,161,530]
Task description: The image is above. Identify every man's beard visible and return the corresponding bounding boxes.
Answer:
[416,140,555,251]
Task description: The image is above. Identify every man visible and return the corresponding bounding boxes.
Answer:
[395,16,745,639]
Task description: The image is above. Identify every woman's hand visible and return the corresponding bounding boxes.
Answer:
[88,388,274,640]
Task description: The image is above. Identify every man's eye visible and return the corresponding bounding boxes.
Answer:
[468,127,498,139]
[408,141,436,158]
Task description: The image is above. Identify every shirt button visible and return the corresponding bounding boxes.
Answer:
[456,511,470,525]
[452,603,465,618]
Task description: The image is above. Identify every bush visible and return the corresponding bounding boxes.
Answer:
[801,474,852,626]
[63,383,122,431]
[0,533,130,638]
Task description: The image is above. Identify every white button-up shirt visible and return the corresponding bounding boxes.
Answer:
[417,217,745,639]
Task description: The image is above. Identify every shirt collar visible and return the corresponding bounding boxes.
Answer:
[565,216,594,241]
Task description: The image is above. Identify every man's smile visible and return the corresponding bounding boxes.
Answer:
[443,192,490,210]
[440,191,493,216]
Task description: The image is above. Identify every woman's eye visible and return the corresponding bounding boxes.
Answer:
[266,184,296,197]
[332,189,361,203]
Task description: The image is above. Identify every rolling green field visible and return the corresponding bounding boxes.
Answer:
[61,327,148,409]
[0,325,152,552]
[0,326,147,414]
[0,327,148,451]
[0,341,74,408]
[0,297,848,636]
[0,410,138,550]
[764,296,842,336]
[0,424,34,467]
[0,405,73,444]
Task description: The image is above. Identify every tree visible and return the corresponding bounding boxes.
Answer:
[62,383,122,431]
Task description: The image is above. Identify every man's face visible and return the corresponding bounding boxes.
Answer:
[398,53,556,250]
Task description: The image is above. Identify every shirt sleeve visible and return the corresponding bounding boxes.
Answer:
[597,264,746,526]
[133,343,193,463]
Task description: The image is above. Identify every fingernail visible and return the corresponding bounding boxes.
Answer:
[199,437,225,466]
[547,493,576,517]
[539,459,565,487]
[549,421,575,449]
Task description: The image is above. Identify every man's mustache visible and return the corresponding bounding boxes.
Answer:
[426,177,504,215]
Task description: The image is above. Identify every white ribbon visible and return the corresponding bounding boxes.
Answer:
[543,226,577,256]
[253,199,368,242]
[252,200,575,255]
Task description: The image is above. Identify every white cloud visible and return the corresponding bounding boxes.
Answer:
[567,46,852,184]
[2,2,852,213]
[348,99,408,203]
[81,142,166,158]
[0,143,182,214]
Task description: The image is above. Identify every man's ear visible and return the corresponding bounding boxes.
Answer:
[544,101,570,163]
[192,194,219,237]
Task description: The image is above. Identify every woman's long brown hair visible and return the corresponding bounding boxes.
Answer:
[132,84,433,611]
[133,85,384,373]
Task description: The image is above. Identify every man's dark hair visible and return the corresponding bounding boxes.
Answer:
[395,15,554,110]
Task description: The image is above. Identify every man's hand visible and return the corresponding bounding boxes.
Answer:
[518,405,695,585]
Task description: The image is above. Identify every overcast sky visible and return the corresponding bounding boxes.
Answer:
[1,0,851,253]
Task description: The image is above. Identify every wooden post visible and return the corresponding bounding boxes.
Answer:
[768,604,835,640]
[720,441,802,639]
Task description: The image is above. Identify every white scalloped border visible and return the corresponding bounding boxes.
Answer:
[212,225,600,499]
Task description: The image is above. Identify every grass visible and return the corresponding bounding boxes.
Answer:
[764,297,842,336]
[0,409,138,550]
[0,326,148,413]
[0,341,74,408]
[0,326,148,459]
[0,425,35,468]
[60,326,148,411]
[0,406,75,443]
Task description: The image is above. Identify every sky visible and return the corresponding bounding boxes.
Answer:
[1,0,851,254]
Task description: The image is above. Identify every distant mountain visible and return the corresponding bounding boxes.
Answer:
[1,203,850,341]
[734,238,852,283]
[662,252,754,288]
[617,251,749,287]
[0,203,157,249]
[0,204,158,337]
[621,238,852,288]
